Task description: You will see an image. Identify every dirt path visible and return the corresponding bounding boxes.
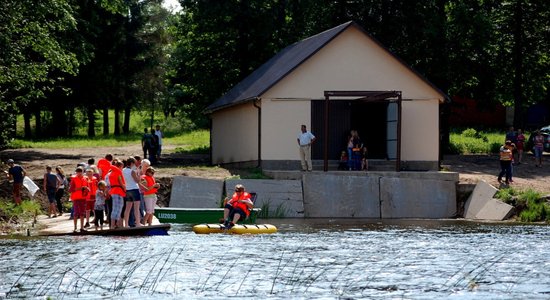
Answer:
[1,146,549,195]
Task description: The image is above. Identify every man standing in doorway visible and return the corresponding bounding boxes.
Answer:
[297,125,316,171]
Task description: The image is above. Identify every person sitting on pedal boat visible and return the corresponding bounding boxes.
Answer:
[221,184,253,229]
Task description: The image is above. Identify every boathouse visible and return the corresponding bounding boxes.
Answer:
[205,21,448,171]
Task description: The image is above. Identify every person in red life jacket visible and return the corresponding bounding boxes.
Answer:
[108,160,126,229]
[97,154,113,180]
[141,167,160,226]
[221,184,253,229]
[69,167,90,232]
[498,141,514,185]
[84,168,98,228]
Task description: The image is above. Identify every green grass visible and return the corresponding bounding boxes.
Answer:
[495,187,549,222]
[0,199,42,222]
[13,109,209,150]
[449,128,508,154]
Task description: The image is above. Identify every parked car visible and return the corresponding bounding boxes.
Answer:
[525,125,550,153]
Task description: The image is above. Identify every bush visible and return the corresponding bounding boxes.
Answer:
[518,189,547,222]
[462,128,478,138]
[495,187,518,205]
[449,128,505,154]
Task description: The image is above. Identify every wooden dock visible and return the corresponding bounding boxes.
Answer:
[36,213,170,236]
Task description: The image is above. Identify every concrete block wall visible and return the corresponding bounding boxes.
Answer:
[226,179,304,217]
[303,171,458,219]
[170,171,459,219]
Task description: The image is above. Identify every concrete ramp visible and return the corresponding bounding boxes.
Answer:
[225,179,304,218]
[169,176,224,208]
[463,180,514,220]
[302,173,380,218]
[380,177,456,218]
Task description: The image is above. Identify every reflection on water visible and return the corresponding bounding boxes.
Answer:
[0,220,549,299]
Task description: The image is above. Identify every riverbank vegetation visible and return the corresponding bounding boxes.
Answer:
[495,188,550,222]
[449,128,514,154]
[0,199,42,235]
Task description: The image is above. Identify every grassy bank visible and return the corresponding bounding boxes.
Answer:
[449,128,509,154]
[495,188,550,222]
[10,129,210,153]
[0,199,42,235]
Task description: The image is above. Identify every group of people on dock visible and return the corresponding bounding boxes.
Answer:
[41,154,160,233]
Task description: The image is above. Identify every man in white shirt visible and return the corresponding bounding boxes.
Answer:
[155,125,164,159]
[297,125,316,171]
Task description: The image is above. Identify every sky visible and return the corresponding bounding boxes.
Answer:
[162,0,182,12]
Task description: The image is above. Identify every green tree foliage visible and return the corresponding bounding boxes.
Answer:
[2,0,549,148]
[0,0,78,148]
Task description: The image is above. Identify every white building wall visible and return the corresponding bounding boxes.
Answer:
[261,98,311,160]
[211,103,258,164]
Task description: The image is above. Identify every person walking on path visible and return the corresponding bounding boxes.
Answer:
[43,166,60,218]
[516,129,525,164]
[54,166,67,216]
[533,130,544,167]
[141,128,154,160]
[154,125,164,160]
[498,141,513,185]
[5,159,26,205]
[297,125,316,171]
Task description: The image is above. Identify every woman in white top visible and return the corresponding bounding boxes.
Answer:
[122,157,143,227]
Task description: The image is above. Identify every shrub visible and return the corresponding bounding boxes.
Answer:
[462,128,478,138]
[516,189,546,222]
[495,187,518,205]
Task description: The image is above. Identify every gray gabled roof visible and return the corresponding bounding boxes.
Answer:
[204,21,448,114]
[204,21,354,113]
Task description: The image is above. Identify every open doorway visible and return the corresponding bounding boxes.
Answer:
[311,100,390,160]
[350,101,387,159]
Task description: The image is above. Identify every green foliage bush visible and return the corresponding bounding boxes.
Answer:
[495,187,518,205]
[449,128,505,154]
[517,189,548,222]
[0,199,42,222]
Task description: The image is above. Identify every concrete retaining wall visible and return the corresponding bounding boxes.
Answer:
[303,172,458,219]
[169,176,224,208]
[226,179,304,217]
[169,171,459,219]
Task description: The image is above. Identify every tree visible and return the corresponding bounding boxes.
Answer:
[0,0,78,147]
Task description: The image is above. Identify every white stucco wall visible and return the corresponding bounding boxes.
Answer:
[211,103,258,164]
[260,99,311,160]
[259,26,443,162]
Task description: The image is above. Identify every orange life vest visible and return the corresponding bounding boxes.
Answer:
[229,192,252,217]
[141,174,157,195]
[97,158,111,180]
[70,175,87,201]
[499,146,512,161]
[108,167,126,197]
[87,176,98,200]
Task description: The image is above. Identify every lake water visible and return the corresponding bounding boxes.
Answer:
[0,219,549,299]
